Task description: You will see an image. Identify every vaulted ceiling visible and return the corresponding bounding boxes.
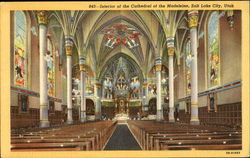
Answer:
[42,10,206,81]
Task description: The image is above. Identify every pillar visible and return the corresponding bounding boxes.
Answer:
[167,37,175,123]
[65,36,74,124]
[37,11,50,128]
[142,80,148,111]
[79,57,87,122]
[155,56,163,121]
[188,10,200,125]
[95,82,102,120]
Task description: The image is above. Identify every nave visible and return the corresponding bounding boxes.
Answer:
[9,9,242,152]
[11,120,241,151]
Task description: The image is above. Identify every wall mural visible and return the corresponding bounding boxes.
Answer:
[208,11,220,87]
[14,11,26,87]
[101,24,141,49]
[185,39,192,95]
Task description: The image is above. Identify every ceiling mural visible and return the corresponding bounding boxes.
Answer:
[101,24,142,49]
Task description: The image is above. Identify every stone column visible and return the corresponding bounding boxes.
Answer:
[37,11,50,128]
[167,37,175,123]
[65,36,74,124]
[95,82,102,120]
[188,10,200,125]
[155,56,163,121]
[142,80,148,111]
[79,57,87,122]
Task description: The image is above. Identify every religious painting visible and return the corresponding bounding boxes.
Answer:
[14,11,26,87]
[207,11,220,88]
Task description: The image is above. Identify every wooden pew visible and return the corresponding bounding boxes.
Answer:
[127,120,242,150]
[156,138,241,150]
[11,142,90,151]
[163,144,242,150]
[11,120,117,151]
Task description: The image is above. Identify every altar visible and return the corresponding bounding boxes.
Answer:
[114,113,129,120]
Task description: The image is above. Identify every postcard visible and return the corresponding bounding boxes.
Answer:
[0,1,249,158]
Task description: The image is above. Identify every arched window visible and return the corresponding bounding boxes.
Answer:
[207,11,220,88]
[185,39,191,96]
[47,38,55,96]
[14,11,27,87]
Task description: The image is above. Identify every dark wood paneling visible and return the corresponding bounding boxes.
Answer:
[178,102,241,127]
[11,106,65,129]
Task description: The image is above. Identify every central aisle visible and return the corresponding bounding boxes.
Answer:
[104,124,142,150]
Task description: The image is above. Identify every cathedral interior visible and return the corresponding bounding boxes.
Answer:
[9,10,242,151]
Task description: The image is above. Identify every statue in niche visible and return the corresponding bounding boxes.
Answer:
[130,76,140,98]
[103,77,113,99]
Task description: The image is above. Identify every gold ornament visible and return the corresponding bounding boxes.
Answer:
[168,47,175,56]
[188,11,199,28]
[155,65,162,72]
[65,45,72,56]
[79,64,86,71]
[37,11,48,25]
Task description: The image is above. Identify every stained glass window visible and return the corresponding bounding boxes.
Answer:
[47,38,55,96]
[14,11,26,87]
[185,40,191,95]
[208,11,220,87]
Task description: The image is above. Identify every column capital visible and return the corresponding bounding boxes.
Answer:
[79,64,86,71]
[188,10,199,28]
[167,37,175,56]
[155,65,162,72]
[37,11,48,25]
[65,36,74,56]
[79,57,86,71]
[167,47,175,56]
[155,56,162,72]
[155,56,162,64]
[167,37,175,46]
